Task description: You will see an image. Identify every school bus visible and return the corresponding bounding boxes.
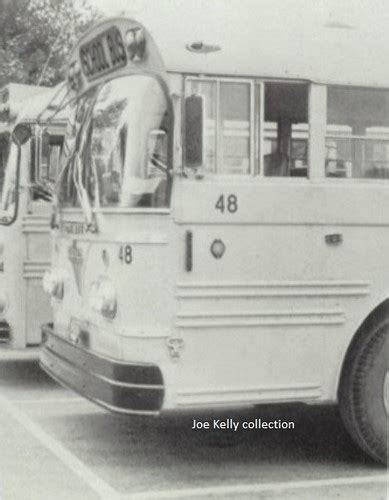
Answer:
[0,83,67,347]
[40,17,388,464]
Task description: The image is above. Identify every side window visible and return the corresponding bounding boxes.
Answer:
[30,133,63,202]
[263,83,309,177]
[186,78,310,177]
[39,134,63,184]
[220,82,250,174]
[186,79,251,174]
[326,88,389,179]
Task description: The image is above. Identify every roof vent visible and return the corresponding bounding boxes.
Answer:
[186,42,221,53]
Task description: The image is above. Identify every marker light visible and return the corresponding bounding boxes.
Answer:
[210,239,226,259]
[126,27,146,61]
[88,277,117,319]
[43,269,65,300]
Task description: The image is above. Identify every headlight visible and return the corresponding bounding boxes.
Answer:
[43,269,65,300]
[88,277,117,319]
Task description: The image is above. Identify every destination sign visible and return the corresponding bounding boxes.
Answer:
[79,26,127,81]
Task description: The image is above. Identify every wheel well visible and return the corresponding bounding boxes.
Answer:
[337,298,389,397]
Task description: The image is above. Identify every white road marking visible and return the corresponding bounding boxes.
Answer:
[0,393,119,500]
[0,391,387,500]
[124,474,388,499]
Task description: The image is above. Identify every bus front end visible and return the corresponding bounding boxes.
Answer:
[40,19,174,414]
[0,84,66,347]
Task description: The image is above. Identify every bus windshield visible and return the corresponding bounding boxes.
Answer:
[59,74,171,211]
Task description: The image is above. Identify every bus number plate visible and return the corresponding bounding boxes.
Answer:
[79,26,127,81]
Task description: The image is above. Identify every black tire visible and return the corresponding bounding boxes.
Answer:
[338,314,388,465]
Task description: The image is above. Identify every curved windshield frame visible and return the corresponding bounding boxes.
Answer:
[59,74,173,211]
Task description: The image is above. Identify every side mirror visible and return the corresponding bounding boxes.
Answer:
[12,123,32,146]
[184,95,204,168]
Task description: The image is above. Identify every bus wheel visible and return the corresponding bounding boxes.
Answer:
[339,315,388,465]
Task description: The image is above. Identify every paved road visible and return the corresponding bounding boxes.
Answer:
[0,348,387,499]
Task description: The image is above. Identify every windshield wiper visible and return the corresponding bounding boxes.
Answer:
[73,152,95,230]
[62,96,98,232]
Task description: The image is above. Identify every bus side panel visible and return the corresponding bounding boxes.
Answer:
[171,180,389,408]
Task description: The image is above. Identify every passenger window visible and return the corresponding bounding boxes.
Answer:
[263,83,309,177]
[326,88,389,179]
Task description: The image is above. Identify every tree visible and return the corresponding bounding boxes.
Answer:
[0,0,100,87]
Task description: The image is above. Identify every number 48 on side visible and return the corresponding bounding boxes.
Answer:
[215,194,238,213]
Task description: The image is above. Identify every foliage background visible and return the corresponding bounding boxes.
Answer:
[0,0,99,87]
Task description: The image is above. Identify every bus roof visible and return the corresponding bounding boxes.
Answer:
[0,83,49,125]
[16,83,68,124]
[119,1,389,89]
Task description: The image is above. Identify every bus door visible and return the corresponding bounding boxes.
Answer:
[0,120,64,347]
[172,78,329,406]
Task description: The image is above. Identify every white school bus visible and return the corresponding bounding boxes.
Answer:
[40,17,388,464]
[0,83,67,347]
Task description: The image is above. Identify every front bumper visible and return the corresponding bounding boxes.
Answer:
[40,323,164,414]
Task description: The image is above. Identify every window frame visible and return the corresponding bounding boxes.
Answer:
[184,76,311,179]
[324,85,389,181]
[185,76,258,176]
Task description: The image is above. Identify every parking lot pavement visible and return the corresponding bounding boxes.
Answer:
[0,349,387,500]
